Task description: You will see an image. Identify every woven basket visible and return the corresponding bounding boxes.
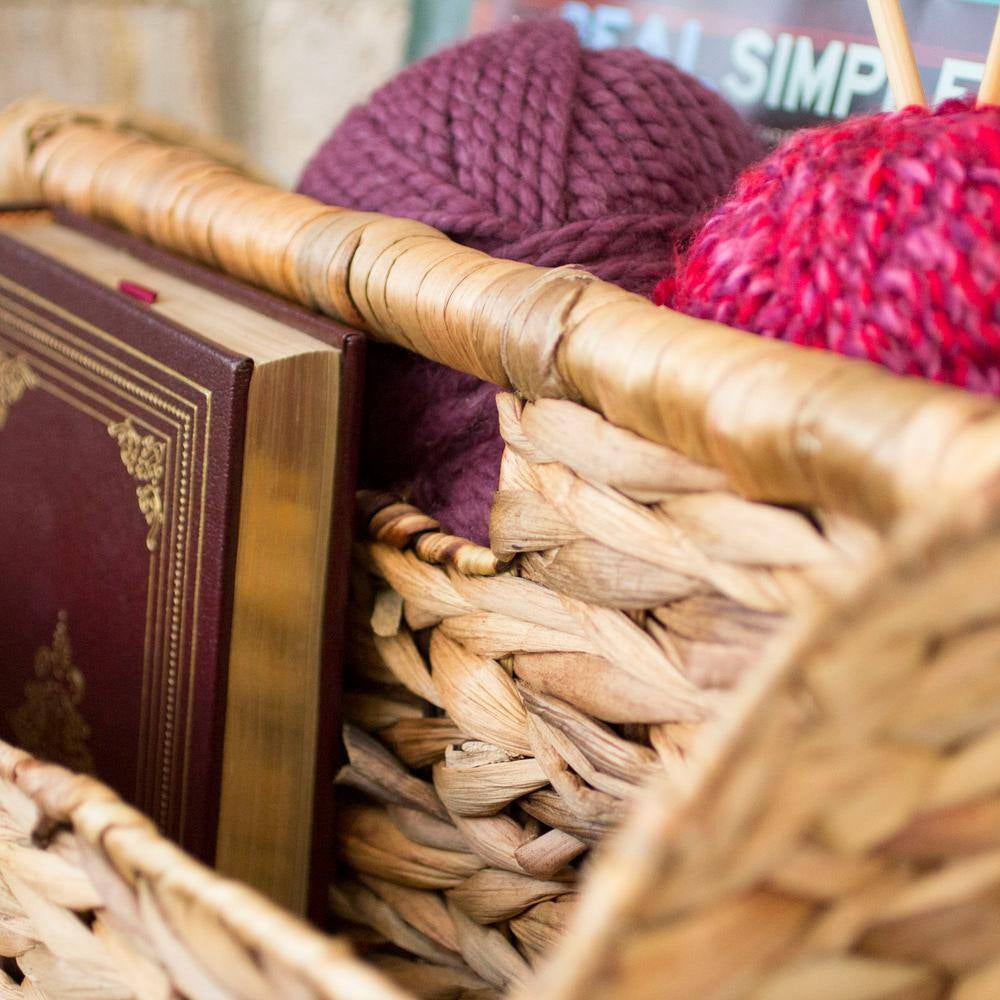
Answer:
[0,743,406,1000]
[1,98,999,999]
[0,494,998,1000]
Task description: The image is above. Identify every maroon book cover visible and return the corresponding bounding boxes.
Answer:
[0,210,363,920]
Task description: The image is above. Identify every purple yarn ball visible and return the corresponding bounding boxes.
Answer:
[298,19,760,545]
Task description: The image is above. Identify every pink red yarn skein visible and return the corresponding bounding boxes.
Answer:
[658,98,1000,396]
[298,19,760,544]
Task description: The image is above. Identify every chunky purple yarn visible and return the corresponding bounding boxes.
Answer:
[298,19,759,545]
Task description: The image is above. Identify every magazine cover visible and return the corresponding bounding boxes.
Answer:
[412,0,998,139]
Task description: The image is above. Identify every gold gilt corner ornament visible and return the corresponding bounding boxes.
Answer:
[0,349,38,429]
[108,417,166,552]
[9,612,94,774]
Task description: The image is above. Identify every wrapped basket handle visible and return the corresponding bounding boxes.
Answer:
[1,96,997,524]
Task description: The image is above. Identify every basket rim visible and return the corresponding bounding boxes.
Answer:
[0,96,997,530]
[0,741,409,999]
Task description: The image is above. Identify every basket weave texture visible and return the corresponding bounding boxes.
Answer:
[336,394,887,991]
[0,743,403,999]
[0,98,999,999]
[525,490,1000,1000]
[0,494,997,1000]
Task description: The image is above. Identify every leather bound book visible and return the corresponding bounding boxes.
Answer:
[0,208,364,919]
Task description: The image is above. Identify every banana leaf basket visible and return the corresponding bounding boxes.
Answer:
[0,97,998,1000]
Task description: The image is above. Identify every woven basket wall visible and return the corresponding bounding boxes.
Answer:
[529,488,1000,1000]
[0,489,997,1000]
[0,99,998,1000]
[336,408,999,998]
[336,397,887,991]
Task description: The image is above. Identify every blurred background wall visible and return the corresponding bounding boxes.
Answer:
[0,0,414,186]
[7,1,973,187]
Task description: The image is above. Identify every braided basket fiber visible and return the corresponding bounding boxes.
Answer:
[1,98,999,998]
[0,743,405,1000]
[0,491,997,1000]
[528,486,1000,1000]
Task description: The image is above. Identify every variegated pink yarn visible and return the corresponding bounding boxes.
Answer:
[660,98,1000,396]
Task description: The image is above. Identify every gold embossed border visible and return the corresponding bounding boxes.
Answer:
[0,275,209,835]
[0,350,37,427]
[9,610,94,774]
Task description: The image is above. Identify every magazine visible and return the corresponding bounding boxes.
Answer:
[410,0,1000,137]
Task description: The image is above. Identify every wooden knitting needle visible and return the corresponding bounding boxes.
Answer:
[866,0,927,108]
[979,6,1000,106]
